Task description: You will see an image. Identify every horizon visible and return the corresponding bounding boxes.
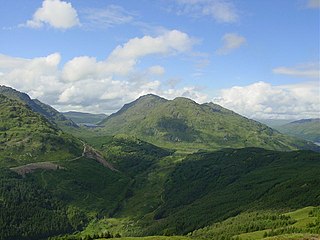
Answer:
[2,84,319,121]
[0,0,319,119]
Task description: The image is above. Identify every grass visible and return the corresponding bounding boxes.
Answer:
[188,206,320,239]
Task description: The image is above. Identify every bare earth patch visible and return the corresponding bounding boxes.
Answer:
[10,162,64,176]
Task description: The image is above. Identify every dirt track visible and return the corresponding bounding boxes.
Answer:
[10,142,118,176]
[82,144,118,172]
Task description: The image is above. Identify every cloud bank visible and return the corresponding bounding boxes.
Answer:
[0,30,207,113]
[214,81,320,119]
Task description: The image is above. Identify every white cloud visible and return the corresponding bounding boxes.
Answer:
[214,81,320,119]
[109,30,194,60]
[273,62,320,79]
[0,30,204,113]
[306,0,320,8]
[216,33,246,55]
[174,0,238,23]
[82,5,134,28]
[24,0,80,29]
[61,29,194,80]
[148,65,165,75]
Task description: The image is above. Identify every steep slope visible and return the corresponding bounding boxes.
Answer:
[63,111,107,124]
[275,118,320,143]
[0,94,82,167]
[0,85,78,128]
[101,95,318,152]
[149,148,320,235]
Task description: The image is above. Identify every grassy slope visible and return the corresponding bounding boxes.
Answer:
[274,119,320,143]
[0,85,77,128]
[0,94,82,167]
[70,146,320,238]
[191,206,320,240]
[100,95,318,152]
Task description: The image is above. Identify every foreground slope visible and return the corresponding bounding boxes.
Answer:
[0,94,82,167]
[101,95,318,151]
[0,85,77,128]
[147,148,320,235]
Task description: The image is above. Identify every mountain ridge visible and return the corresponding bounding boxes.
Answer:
[0,85,78,128]
[100,94,319,152]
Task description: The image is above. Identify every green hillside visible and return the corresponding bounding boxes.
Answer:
[1,90,320,240]
[63,111,107,125]
[100,95,318,152]
[60,145,319,238]
[0,85,78,128]
[147,148,320,235]
[191,206,320,240]
[0,94,82,167]
[275,119,320,143]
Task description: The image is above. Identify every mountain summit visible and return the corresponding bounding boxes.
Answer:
[101,94,318,151]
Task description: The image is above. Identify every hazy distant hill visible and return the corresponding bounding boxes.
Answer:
[101,94,318,152]
[256,119,293,128]
[63,111,107,125]
[273,118,320,143]
[0,85,78,128]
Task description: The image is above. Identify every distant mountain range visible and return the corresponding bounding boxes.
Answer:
[259,118,320,143]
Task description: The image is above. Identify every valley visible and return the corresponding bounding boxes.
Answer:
[0,87,319,240]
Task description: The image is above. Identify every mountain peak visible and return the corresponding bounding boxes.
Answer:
[101,94,319,152]
[138,93,164,100]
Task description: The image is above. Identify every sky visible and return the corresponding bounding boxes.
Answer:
[0,0,319,119]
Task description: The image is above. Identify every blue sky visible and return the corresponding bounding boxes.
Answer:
[0,0,319,119]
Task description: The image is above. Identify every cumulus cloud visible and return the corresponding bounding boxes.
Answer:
[273,62,320,79]
[306,0,320,8]
[82,5,135,28]
[61,29,194,81]
[0,30,206,113]
[214,81,320,119]
[174,0,238,23]
[109,30,194,60]
[216,33,246,55]
[23,0,80,29]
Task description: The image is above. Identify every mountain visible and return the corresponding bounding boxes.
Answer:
[0,85,78,128]
[0,94,130,239]
[1,90,319,240]
[274,118,320,143]
[63,111,107,125]
[0,94,82,167]
[100,94,318,152]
